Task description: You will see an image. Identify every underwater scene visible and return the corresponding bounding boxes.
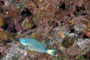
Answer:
[0,0,90,60]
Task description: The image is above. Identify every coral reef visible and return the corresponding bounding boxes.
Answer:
[0,0,90,60]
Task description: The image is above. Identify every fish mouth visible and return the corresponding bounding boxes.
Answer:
[19,38,23,41]
[19,38,26,42]
[19,38,27,45]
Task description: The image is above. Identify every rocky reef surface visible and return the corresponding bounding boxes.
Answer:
[0,0,90,60]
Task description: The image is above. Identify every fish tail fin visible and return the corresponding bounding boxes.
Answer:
[46,49,58,56]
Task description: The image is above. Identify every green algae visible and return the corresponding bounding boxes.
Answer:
[24,23,31,27]
[59,43,62,47]
[79,56,85,60]
[52,57,59,60]
[75,55,80,59]
[62,56,69,60]
[81,48,90,55]
[75,56,85,60]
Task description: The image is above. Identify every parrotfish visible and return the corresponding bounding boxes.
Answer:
[19,38,57,56]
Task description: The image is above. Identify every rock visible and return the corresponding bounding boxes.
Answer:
[0,29,9,40]
[2,43,27,60]
[57,31,65,39]
[0,1,4,5]
[0,29,15,41]
[0,17,3,27]
[29,33,42,42]
[62,37,74,48]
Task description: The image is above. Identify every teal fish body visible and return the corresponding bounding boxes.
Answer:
[20,38,46,53]
[19,38,57,56]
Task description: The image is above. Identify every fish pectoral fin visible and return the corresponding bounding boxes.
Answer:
[27,46,35,51]
[28,47,35,51]
[30,49,34,51]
